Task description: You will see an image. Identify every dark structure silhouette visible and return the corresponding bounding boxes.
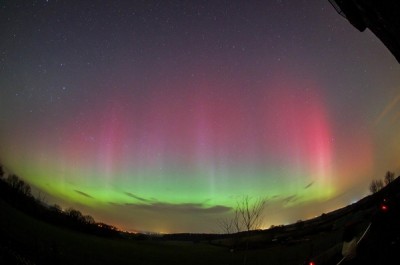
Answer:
[329,0,400,63]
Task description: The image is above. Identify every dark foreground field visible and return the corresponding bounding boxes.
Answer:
[1,179,400,265]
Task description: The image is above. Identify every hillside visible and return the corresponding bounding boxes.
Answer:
[1,176,400,264]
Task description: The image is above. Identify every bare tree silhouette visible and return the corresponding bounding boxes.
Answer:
[219,217,235,234]
[370,170,396,194]
[369,179,384,194]
[384,171,395,186]
[237,195,267,232]
[6,174,32,196]
[219,195,266,234]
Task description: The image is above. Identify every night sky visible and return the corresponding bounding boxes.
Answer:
[1,0,399,233]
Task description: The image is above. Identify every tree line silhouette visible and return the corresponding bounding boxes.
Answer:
[369,170,396,194]
[0,164,119,238]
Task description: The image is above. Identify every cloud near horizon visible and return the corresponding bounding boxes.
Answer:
[74,190,93,199]
[117,201,232,215]
[124,192,151,202]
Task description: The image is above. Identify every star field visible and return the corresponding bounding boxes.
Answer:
[1,0,399,233]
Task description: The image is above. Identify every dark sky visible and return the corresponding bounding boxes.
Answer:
[1,0,399,233]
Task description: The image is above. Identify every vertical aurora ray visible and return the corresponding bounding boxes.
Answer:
[1,0,397,233]
[3,72,339,207]
[257,76,335,202]
[0,70,380,232]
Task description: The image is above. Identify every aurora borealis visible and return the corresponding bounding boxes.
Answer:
[1,1,399,233]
